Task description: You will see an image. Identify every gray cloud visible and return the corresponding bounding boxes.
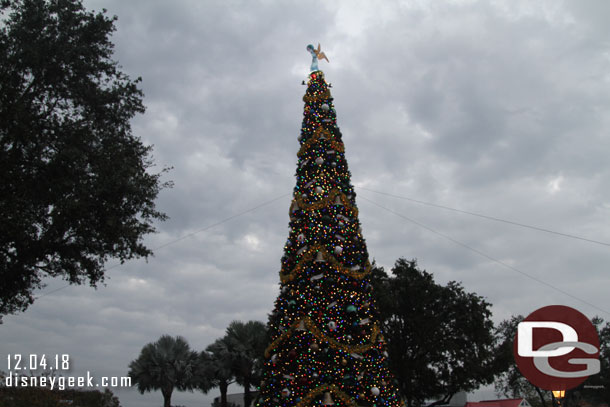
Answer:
[3,1,610,406]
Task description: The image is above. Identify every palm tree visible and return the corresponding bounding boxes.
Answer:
[128,335,200,407]
[202,337,236,407]
[224,320,268,407]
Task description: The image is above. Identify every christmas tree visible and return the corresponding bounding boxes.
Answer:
[256,47,403,407]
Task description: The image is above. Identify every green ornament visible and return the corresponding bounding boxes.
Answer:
[346,305,357,313]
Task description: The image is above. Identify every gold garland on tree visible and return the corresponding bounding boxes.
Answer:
[290,188,358,218]
[280,244,371,283]
[297,127,344,158]
[302,89,331,103]
[264,316,381,358]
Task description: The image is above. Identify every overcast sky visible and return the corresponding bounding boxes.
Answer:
[2,0,610,406]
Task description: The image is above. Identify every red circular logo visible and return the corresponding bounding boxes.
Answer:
[513,305,600,390]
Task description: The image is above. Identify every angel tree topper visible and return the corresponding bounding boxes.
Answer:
[307,43,329,72]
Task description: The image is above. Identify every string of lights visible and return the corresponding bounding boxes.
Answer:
[356,186,610,248]
[358,194,610,317]
[35,192,291,299]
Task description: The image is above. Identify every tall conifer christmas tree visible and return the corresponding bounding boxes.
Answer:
[256,47,403,407]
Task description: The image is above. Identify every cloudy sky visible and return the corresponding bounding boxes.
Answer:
[3,0,610,406]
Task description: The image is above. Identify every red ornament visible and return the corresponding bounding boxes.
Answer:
[288,349,297,359]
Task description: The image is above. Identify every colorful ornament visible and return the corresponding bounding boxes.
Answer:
[315,157,324,165]
[282,388,291,398]
[328,321,337,330]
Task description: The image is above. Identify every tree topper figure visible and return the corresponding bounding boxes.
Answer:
[307,43,329,72]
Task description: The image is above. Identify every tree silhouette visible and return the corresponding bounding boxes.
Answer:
[128,335,200,407]
[0,0,170,319]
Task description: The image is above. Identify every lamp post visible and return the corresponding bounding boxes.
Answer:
[552,390,565,407]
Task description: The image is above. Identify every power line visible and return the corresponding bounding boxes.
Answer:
[356,186,610,248]
[36,193,291,299]
[359,194,610,317]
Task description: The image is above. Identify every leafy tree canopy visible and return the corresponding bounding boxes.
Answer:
[0,0,170,319]
[370,258,504,407]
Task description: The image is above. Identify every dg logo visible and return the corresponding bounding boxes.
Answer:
[514,305,601,390]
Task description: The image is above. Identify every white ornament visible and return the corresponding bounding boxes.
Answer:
[315,186,324,194]
[334,246,343,255]
[328,321,337,330]
[271,354,277,363]
[297,234,305,243]
[331,162,337,167]
[321,103,330,111]
[315,157,324,165]
[282,388,291,398]
[371,387,380,396]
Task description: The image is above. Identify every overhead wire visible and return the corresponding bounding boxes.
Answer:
[36,186,609,316]
[35,192,291,299]
[358,194,610,317]
[356,186,610,248]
